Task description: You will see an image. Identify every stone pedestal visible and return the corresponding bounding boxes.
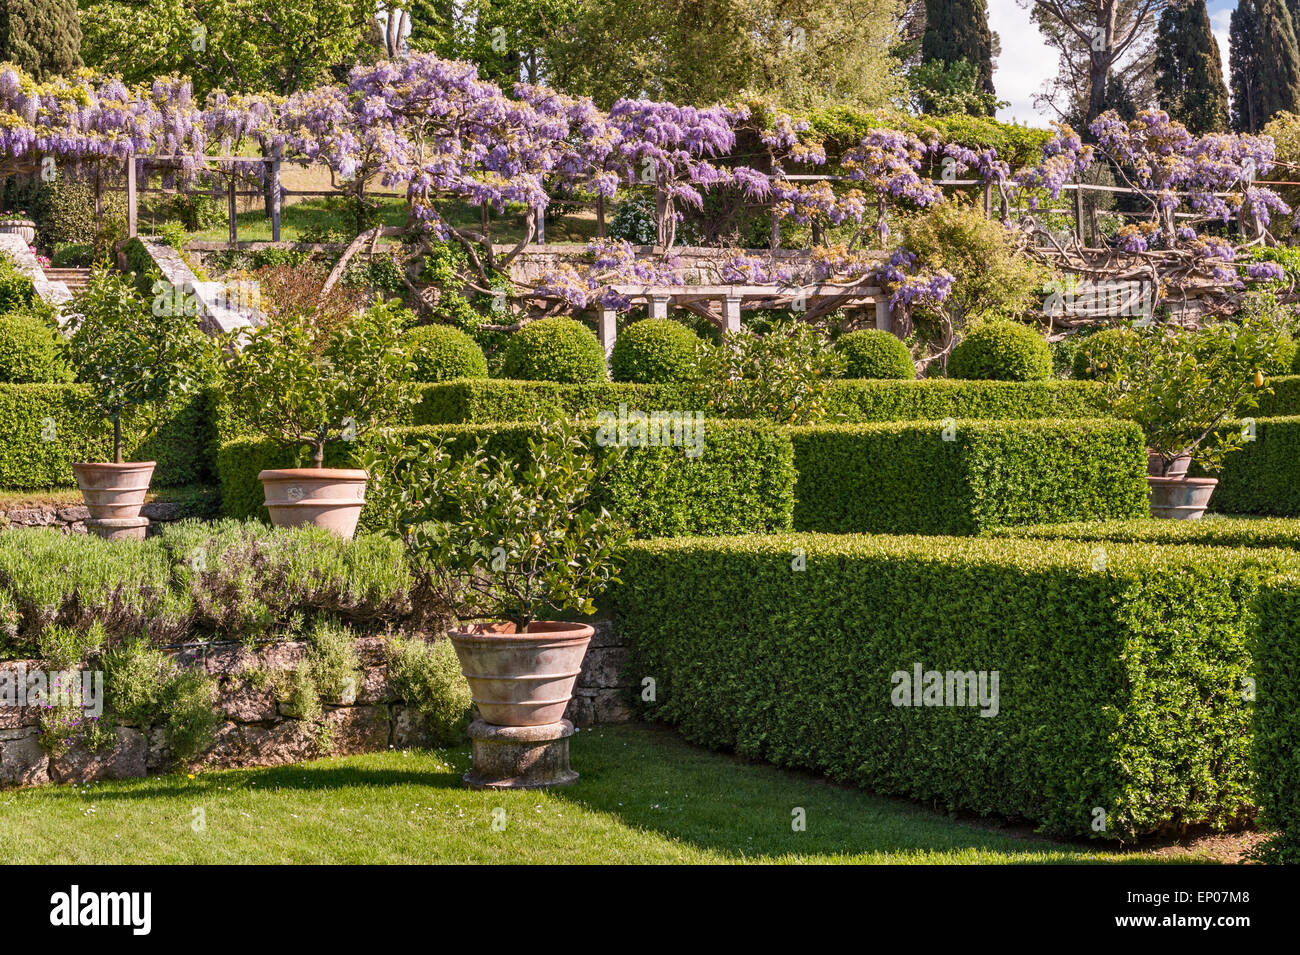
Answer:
[86,516,148,541]
[464,718,578,790]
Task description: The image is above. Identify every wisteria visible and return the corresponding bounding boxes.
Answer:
[842,129,942,244]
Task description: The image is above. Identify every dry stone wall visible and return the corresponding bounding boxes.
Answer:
[1,623,631,788]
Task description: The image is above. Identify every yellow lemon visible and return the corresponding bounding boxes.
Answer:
[1255,370,1265,388]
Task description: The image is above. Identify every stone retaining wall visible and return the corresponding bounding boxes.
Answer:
[0,500,189,535]
[0,623,631,788]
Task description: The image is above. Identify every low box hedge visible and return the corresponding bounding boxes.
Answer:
[410,377,1109,427]
[990,517,1300,550]
[610,532,1279,838]
[1252,375,1300,417]
[790,418,1148,534]
[1201,416,1300,516]
[1253,572,1300,862]
[216,419,797,539]
[0,384,216,489]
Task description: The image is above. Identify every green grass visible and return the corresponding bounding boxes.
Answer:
[0,724,1228,863]
[173,195,599,246]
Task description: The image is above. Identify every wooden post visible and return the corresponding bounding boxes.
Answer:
[269,157,282,242]
[535,203,545,244]
[227,176,238,246]
[982,182,992,218]
[126,155,137,239]
[94,168,103,220]
[1073,182,1085,246]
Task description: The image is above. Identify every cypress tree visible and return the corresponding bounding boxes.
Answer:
[0,0,82,80]
[1230,0,1300,132]
[920,0,996,111]
[1154,0,1229,133]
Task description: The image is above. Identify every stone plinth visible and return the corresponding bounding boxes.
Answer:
[464,718,578,790]
[87,516,149,541]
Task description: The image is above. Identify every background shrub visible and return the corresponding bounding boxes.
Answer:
[386,636,473,745]
[501,317,607,383]
[1198,415,1300,515]
[835,329,915,379]
[404,324,489,381]
[949,321,1053,381]
[610,318,701,383]
[790,418,1148,534]
[611,533,1271,838]
[0,252,40,313]
[0,311,72,383]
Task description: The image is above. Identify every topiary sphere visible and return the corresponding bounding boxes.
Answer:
[501,317,608,383]
[1072,327,1135,380]
[835,329,915,380]
[403,324,489,381]
[948,321,1052,381]
[0,311,72,384]
[610,318,702,383]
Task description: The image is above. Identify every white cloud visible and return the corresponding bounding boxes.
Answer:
[987,0,1058,127]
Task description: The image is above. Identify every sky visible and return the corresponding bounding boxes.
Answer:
[988,0,1239,127]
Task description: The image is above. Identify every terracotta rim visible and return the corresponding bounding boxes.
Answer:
[1147,476,1218,488]
[257,468,369,482]
[71,461,157,470]
[449,621,595,645]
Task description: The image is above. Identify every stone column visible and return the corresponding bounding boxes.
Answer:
[874,296,892,333]
[649,295,670,320]
[596,306,618,357]
[722,295,742,334]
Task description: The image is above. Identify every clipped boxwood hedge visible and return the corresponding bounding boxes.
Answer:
[410,377,1109,427]
[500,317,608,383]
[0,384,216,489]
[948,321,1053,381]
[1199,416,1300,516]
[1254,573,1300,862]
[217,419,797,539]
[610,532,1277,838]
[990,517,1300,550]
[790,418,1148,534]
[834,329,915,380]
[1251,375,1300,416]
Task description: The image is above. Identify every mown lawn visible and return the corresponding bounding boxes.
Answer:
[0,724,1229,864]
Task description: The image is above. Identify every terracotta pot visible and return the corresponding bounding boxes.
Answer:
[450,621,594,727]
[258,468,368,538]
[1149,475,1218,520]
[71,461,155,520]
[1147,451,1191,478]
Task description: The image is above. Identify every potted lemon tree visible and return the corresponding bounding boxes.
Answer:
[1100,297,1285,519]
[364,420,629,786]
[220,298,413,538]
[64,268,205,540]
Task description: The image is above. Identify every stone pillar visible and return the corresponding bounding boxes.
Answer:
[463,719,578,789]
[596,306,618,357]
[722,295,742,334]
[649,295,670,320]
[874,296,892,333]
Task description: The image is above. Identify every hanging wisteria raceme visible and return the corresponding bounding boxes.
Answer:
[841,129,942,244]
[1011,122,1093,210]
[0,65,207,178]
[1089,110,1288,244]
[531,238,684,310]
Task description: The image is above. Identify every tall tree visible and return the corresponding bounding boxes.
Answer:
[919,0,997,112]
[1153,0,1228,133]
[1025,0,1167,126]
[1230,0,1300,132]
[78,0,372,99]
[0,0,83,79]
